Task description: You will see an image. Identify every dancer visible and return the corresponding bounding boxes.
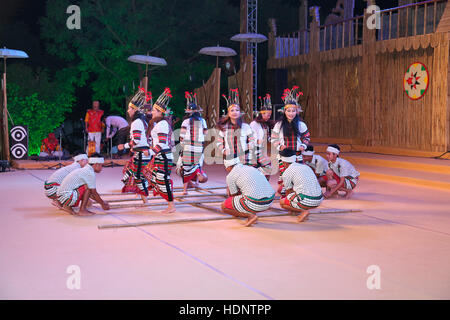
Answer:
[302,145,328,187]
[250,94,273,179]
[278,149,323,223]
[56,153,110,216]
[44,153,88,208]
[217,88,255,167]
[222,159,275,227]
[148,88,176,214]
[324,144,360,199]
[178,91,208,194]
[118,87,153,202]
[271,86,310,195]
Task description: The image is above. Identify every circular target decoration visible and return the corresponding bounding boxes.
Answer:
[10,126,28,142]
[404,62,429,100]
[11,144,27,159]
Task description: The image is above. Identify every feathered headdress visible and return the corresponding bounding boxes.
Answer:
[222,88,240,111]
[129,87,152,111]
[153,87,172,114]
[185,91,202,113]
[281,86,303,112]
[259,94,272,112]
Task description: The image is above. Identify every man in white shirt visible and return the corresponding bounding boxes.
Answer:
[324,144,360,199]
[105,115,129,157]
[44,153,89,208]
[57,153,110,216]
[222,158,275,227]
[302,145,328,187]
[279,148,324,223]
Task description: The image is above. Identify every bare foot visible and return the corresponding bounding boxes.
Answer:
[182,190,188,195]
[51,200,63,210]
[141,195,148,204]
[76,209,96,216]
[161,203,176,215]
[62,205,75,215]
[244,214,258,227]
[343,189,353,199]
[297,210,310,223]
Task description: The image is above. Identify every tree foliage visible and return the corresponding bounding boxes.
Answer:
[7,81,74,155]
[40,0,240,119]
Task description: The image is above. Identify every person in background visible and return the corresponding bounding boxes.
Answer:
[105,115,129,157]
[85,100,104,154]
[39,132,63,158]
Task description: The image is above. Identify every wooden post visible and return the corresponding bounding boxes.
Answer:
[268,18,277,59]
[362,0,377,147]
[2,60,10,162]
[240,0,248,67]
[308,6,321,137]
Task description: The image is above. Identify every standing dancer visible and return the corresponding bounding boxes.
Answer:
[118,87,153,202]
[250,94,273,179]
[148,88,176,214]
[271,86,310,195]
[178,91,208,195]
[44,153,88,208]
[217,89,255,168]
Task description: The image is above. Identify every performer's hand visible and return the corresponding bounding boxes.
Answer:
[280,145,287,151]
[143,150,150,157]
[102,201,110,211]
[118,144,124,151]
[326,169,334,179]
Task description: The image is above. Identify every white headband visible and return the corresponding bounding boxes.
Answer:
[326,146,340,155]
[281,155,297,163]
[89,157,105,164]
[224,158,240,168]
[74,154,88,162]
[302,151,314,156]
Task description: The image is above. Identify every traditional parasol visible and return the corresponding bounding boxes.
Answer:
[0,48,29,161]
[230,33,267,113]
[127,54,167,91]
[199,45,237,68]
[230,33,268,43]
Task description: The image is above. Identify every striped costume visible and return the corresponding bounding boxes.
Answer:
[44,162,81,199]
[179,117,207,184]
[122,116,151,196]
[328,158,360,190]
[57,165,96,207]
[224,164,275,215]
[249,120,272,176]
[149,119,174,201]
[281,163,323,211]
[217,123,255,167]
[272,120,310,193]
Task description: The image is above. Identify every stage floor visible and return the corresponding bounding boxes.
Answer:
[0,160,449,299]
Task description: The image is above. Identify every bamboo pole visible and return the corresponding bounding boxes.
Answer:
[106,193,228,203]
[98,209,363,229]
[100,186,227,196]
[107,198,225,209]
